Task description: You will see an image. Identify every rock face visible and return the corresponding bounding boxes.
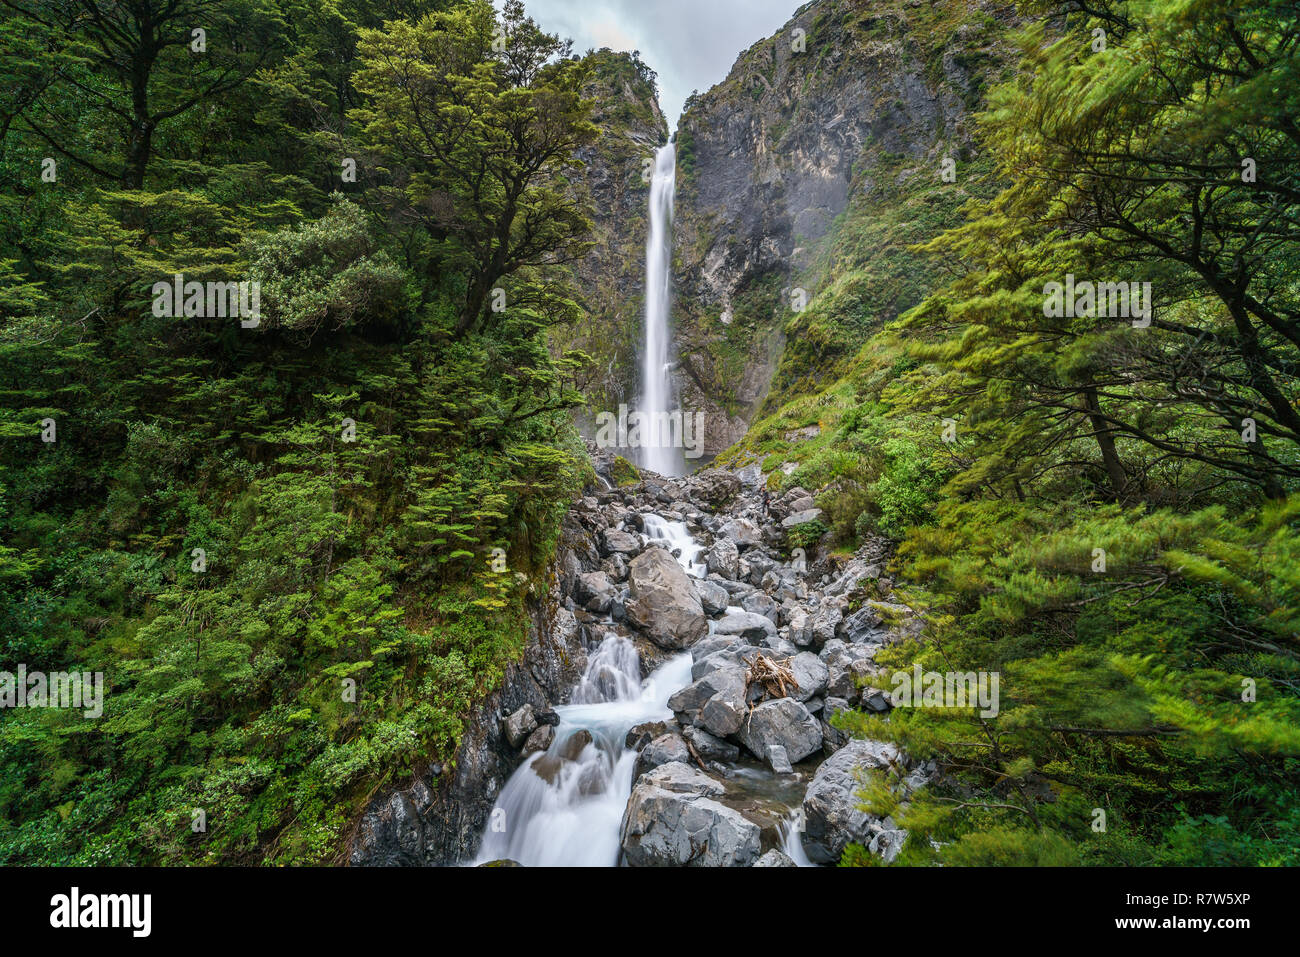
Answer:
[620,762,761,867]
[666,0,1017,448]
[802,738,902,864]
[625,546,708,649]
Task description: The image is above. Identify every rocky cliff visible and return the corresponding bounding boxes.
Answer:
[671,0,1017,451]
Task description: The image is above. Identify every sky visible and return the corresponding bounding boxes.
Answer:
[511,0,802,128]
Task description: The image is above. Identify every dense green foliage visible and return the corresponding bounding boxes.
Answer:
[0,0,597,864]
[730,0,1300,865]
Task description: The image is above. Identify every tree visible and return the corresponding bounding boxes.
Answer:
[351,0,597,338]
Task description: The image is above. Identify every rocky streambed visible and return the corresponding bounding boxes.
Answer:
[349,454,935,867]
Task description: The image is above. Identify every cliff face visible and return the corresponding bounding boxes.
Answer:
[563,50,669,422]
[671,0,1016,452]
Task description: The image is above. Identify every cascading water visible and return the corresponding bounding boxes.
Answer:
[639,142,681,478]
[471,517,700,867]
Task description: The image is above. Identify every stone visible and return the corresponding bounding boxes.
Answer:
[601,528,641,556]
[740,590,779,623]
[802,738,901,864]
[693,579,731,616]
[789,651,829,702]
[767,744,794,774]
[682,725,740,763]
[706,538,740,579]
[503,704,537,749]
[575,570,617,613]
[713,609,778,643]
[753,849,797,867]
[522,724,554,754]
[719,517,763,548]
[620,763,760,867]
[626,720,676,752]
[781,507,825,529]
[735,698,823,767]
[635,733,692,778]
[625,547,708,649]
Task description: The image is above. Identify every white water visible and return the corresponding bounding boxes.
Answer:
[779,809,816,866]
[471,512,701,866]
[472,634,692,866]
[639,142,681,478]
[641,513,705,578]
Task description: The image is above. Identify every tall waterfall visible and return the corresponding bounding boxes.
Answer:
[639,141,681,477]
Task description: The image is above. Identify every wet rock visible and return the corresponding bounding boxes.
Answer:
[635,733,692,778]
[789,651,829,702]
[735,697,823,767]
[713,608,778,643]
[626,720,676,752]
[350,791,425,866]
[802,738,901,864]
[753,849,797,867]
[706,538,740,579]
[620,762,760,867]
[522,724,554,754]
[682,725,741,763]
[504,704,538,749]
[625,547,708,649]
[693,579,731,616]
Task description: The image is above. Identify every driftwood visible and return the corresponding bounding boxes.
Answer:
[745,653,799,702]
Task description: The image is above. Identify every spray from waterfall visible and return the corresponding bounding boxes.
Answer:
[640,141,681,477]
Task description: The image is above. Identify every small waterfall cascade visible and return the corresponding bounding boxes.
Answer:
[638,141,682,478]
[470,512,699,867]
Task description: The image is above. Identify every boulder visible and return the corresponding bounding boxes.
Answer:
[740,591,779,623]
[620,762,760,867]
[735,698,823,767]
[753,849,797,867]
[781,508,825,529]
[626,720,676,752]
[706,538,740,579]
[575,570,617,613]
[789,651,830,702]
[522,724,554,754]
[503,704,537,749]
[625,547,708,649]
[601,528,641,556]
[692,469,741,507]
[713,609,778,643]
[719,517,763,548]
[801,738,901,864]
[693,579,731,616]
[635,733,692,778]
[682,725,740,763]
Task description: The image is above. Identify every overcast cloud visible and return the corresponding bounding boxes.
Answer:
[513,0,802,128]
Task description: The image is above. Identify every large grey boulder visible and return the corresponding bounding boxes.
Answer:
[503,704,537,749]
[719,517,763,548]
[781,507,825,529]
[802,738,901,864]
[635,733,692,778]
[789,651,829,702]
[626,547,708,649]
[668,667,749,738]
[740,590,779,623]
[601,528,642,556]
[713,609,778,643]
[692,469,741,507]
[753,849,797,867]
[735,697,822,767]
[620,762,760,867]
[706,538,740,579]
[693,579,731,616]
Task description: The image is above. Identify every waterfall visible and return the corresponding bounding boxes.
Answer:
[639,141,681,478]
[470,513,699,867]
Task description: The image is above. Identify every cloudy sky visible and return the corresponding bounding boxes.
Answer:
[514,0,802,127]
